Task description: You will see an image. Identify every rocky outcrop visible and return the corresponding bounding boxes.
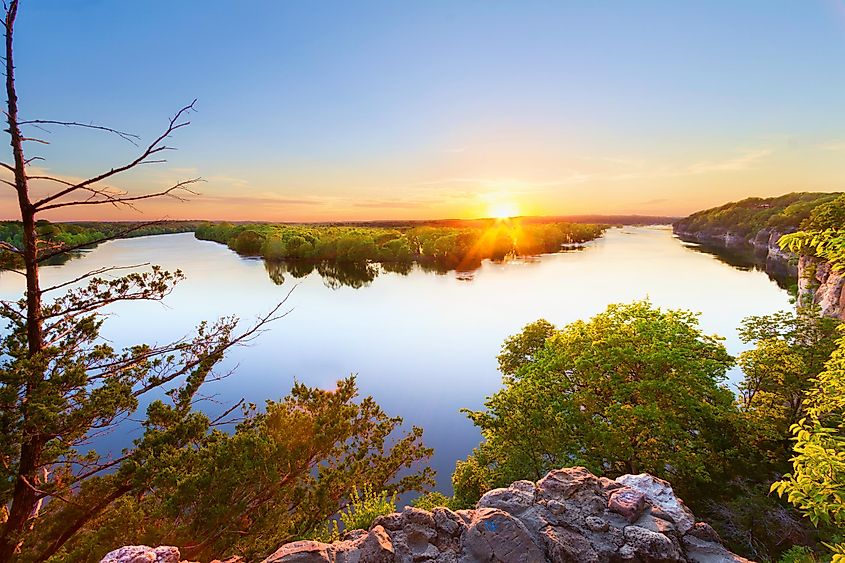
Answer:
[674,224,845,319]
[798,255,845,320]
[100,546,181,563]
[99,545,241,563]
[672,225,797,278]
[100,468,750,563]
[261,467,749,563]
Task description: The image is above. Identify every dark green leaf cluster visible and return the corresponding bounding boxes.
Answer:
[737,309,840,472]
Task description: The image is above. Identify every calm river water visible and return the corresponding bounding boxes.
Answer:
[0,226,794,492]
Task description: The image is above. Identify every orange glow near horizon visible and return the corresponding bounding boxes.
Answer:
[488,201,520,220]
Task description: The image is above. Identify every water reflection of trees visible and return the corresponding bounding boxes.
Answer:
[679,240,795,290]
[316,262,379,290]
[262,247,589,289]
[264,260,379,289]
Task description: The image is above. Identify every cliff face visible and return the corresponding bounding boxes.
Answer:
[101,467,750,563]
[798,255,845,320]
[674,224,845,319]
[672,225,797,279]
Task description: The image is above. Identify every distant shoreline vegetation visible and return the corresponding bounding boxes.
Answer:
[0,220,203,270]
[673,192,843,238]
[194,220,608,285]
[672,192,845,291]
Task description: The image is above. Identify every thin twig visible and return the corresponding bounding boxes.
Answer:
[18,119,140,145]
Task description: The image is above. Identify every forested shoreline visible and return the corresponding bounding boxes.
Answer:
[0,221,203,268]
[673,192,842,240]
[194,220,608,272]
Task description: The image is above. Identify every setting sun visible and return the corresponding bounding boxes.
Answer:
[489,202,520,219]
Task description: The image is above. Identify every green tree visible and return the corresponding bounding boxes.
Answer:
[456,301,739,504]
[737,309,840,468]
[233,230,265,255]
[772,332,845,560]
[496,318,555,378]
[46,378,432,562]
[774,222,845,560]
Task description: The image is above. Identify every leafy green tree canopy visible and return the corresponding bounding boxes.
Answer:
[455,301,739,506]
[737,309,840,469]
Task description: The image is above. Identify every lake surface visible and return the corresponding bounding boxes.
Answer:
[0,226,794,493]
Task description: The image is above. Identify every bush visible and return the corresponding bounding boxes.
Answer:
[410,492,455,512]
[778,545,817,563]
[310,484,397,542]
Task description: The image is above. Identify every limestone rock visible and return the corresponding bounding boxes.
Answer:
[477,483,535,516]
[798,255,845,320]
[460,508,546,562]
[607,487,646,523]
[615,474,695,534]
[541,526,600,563]
[261,540,331,563]
[102,467,753,563]
[622,525,682,561]
[683,535,752,563]
[100,546,181,563]
[537,467,603,501]
[433,507,464,537]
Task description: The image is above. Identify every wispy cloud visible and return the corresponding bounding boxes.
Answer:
[196,192,328,206]
[684,148,772,174]
[204,175,252,189]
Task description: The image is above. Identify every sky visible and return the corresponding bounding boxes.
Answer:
[2,0,845,222]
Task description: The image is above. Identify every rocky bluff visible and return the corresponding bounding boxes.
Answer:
[101,467,750,563]
[673,224,845,321]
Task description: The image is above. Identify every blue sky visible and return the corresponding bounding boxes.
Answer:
[5,0,845,220]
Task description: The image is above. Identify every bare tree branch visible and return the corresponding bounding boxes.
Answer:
[40,263,150,294]
[31,100,197,210]
[37,177,201,212]
[0,239,20,253]
[17,119,140,145]
[131,299,293,398]
[209,399,247,427]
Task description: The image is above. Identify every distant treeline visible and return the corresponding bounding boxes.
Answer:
[195,220,607,271]
[275,214,674,229]
[0,220,203,269]
[673,192,843,238]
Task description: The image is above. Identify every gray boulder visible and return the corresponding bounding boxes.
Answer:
[101,467,753,563]
[100,546,181,563]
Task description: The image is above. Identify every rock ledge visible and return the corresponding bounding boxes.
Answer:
[101,467,752,563]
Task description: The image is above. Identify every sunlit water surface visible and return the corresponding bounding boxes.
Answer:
[0,226,793,492]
